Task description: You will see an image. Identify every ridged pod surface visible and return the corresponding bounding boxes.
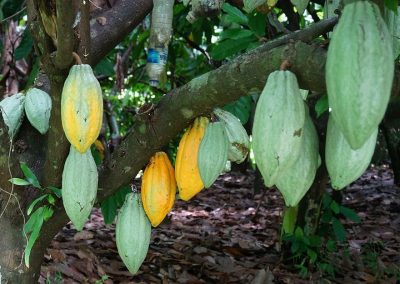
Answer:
[116,193,151,275]
[175,117,209,201]
[61,64,103,153]
[326,1,394,149]
[214,108,250,163]
[275,107,320,207]
[24,88,52,134]
[62,146,98,231]
[198,121,229,188]
[325,116,377,190]
[141,152,176,227]
[252,70,305,187]
[0,93,25,139]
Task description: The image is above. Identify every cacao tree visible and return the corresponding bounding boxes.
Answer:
[0,0,399,282]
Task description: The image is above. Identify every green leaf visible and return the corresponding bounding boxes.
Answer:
[100,185,131,224]
[315,95,329,118]
[339,206,361,223]
[9,178,31,186]
[291,0,309,15]
[43,206,54,221]
[211,35,256,60]
[20,162,41,188]
[326,239,336,252]
[94,57,115,77]
[15,29,33,60]
[385,0,398,12]
[222,3,248,25]
[307,248,317,263]
[47,194,55,205]
[219,28,254,41]
[47,186,62,198]
[247,12,267,37]
[223,95,253,124]
[24,207,44,234]
[330,200,340,214]
[332,217,346,242]
[27,194,48,215]
[24,208,44,268]
[243,0,267,13]
[25,58,40,88]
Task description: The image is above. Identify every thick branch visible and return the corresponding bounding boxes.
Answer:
[54,0,76,69]
[78,0,90,64]
[88,0,152,65]
[97,18,339,199]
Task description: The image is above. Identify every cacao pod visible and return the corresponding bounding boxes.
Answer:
[62,146,98,231]
[252,70,305,187]
[61,64,103,153]
[325,116,377,190]
[24,88,52,134]
[326,1,394,149]
[275,106,320,207]
[0,93,25,139]
[198,121,229,188]
[116,193,151,275]
[141,152,176,227]
[175,117,209,201]
[214,108,250,163]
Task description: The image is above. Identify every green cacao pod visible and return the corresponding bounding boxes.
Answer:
[24,88,52,134]
[326,1,394,149]
[62,146,98,231]
[214,108,250,164]
[175,117,209,201]
[198,121,229,188]
[325,116,377,190]
[61,64,103,153]
[275,107,320,207]
[141,152,176,227]
[252,70,305,187]
[116,193,151,275]
[0,93,25,139]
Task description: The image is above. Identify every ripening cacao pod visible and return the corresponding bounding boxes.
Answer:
[275,107,320,207]
[116,193,151,275]
[141,152,176,227]
[62,146,98,231]
[198,121,229,188]
[252,70,305,187]
[175,117,209,201]
[326,1,394,149]
[325,116,377,190]
[214,108,250,164]
[0,93,25,139]
[61,64,103,153]
[24,88,52,134]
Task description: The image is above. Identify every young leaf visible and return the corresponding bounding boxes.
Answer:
[24,213,44,268]
[47,186,62,198]
[20,162,41,188]
[330,200,340,214]
[315,95,329,118]
[27,194,48,215]
[9,178,31,186]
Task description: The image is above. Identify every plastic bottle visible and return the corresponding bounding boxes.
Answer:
[146,0,174,87]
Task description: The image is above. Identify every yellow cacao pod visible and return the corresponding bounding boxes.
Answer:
[61,64,103,153]
[141,152,176,227]
[175,117,209,201]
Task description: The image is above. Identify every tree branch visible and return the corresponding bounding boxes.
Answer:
[54,0,76,69]
[78,0,91,64]
[88,0,153,66]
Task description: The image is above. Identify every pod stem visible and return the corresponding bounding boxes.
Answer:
[280,59,291,71]
[72,52,83,65]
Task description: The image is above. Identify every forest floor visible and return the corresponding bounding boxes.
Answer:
[39,165,400,284]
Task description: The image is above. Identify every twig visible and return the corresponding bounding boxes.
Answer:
[78,0,91,64]
[0,5,26,23]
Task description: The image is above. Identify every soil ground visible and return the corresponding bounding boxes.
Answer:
[39,166,400,284]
